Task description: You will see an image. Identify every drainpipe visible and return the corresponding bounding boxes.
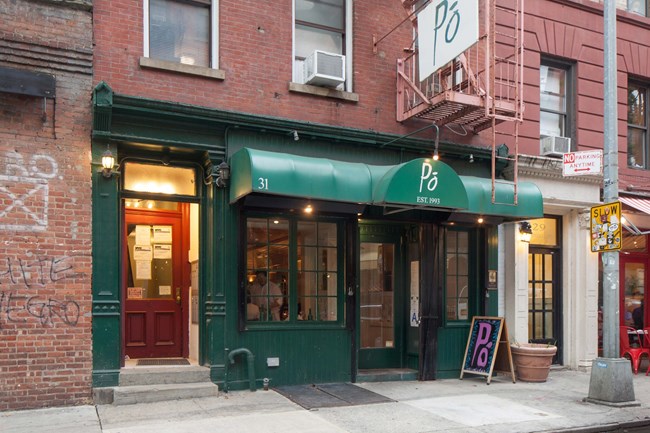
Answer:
[225,347,256,392]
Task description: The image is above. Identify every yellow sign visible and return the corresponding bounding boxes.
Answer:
[590,201,621,252]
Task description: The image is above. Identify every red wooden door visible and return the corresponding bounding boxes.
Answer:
[123,207,186,359]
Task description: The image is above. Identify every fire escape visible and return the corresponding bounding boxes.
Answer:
[392,0,524,205]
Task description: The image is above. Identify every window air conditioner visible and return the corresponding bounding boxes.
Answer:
[540,135,571,157]
[303,50,345,88]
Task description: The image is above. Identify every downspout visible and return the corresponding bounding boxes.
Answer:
[224,348,256,392]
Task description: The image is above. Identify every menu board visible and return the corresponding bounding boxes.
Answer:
[460,316,515,384]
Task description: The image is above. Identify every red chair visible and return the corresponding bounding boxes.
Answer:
[640,327,650,376]
[620,326,650,374]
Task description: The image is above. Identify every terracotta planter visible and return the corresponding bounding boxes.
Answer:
[511,343,557,382]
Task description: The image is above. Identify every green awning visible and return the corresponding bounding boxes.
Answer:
[372,159,469,210]
[229,148,543,219]
[230,148,373,204]
[460,176,543,218]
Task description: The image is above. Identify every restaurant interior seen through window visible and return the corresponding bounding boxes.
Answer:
[446,230,469,322]
[622,231,647,330]
[245,216,341,323]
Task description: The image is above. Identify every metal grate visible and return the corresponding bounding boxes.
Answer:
[136,358,190,366]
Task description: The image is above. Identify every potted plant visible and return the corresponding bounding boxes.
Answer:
[510,341,557,382]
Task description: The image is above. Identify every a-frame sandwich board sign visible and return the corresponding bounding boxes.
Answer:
[460,316,516,384]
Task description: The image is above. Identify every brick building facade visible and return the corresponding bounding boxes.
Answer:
[4,0,650,411]
[0,0,93,411]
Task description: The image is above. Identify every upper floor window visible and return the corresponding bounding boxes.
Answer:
[593,0,647,16]
[540,64,569,138]
[540,60,573,156]
[626,0,647,16]
[144,0,216,68]
[628,82,648,169]
[293,0,350,91]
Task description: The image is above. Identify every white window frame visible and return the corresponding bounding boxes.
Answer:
[292,0,353,92]
[143,0,219,70]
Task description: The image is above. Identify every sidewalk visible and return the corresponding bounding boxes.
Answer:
[4,369,650,433]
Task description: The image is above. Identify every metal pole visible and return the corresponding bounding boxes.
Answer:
[602,0,619,359]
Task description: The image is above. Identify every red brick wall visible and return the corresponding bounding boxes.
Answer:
[0,0,93,411]
[93,0,417,136]
[515,0,650,191]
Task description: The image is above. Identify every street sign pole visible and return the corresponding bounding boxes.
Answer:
[586,0,636,407]
[602,0,619,360]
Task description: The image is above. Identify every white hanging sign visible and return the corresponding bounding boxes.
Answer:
[417,0,479,80]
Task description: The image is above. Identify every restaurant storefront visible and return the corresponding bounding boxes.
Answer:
[91,83,543,390]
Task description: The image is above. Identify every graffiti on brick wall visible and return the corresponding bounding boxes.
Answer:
[0,292,79,328]
[0,255,83,328]
[0,151,59,231]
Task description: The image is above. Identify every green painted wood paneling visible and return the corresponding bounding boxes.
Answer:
[436,324,471,378]
[91,142,121,387]
[223,328,352,390]
[486,226,499,316]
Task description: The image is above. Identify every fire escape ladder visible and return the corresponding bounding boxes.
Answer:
[488,0,524,206]
[394,0,524,206]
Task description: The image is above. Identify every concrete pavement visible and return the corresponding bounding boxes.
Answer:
[4,368,650,433]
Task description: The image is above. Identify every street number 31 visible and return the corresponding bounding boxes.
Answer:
[257,177,269,190]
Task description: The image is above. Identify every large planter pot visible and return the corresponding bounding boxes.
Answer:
[511,343,557,382]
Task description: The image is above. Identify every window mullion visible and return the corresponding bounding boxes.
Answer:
[289,218,298,324]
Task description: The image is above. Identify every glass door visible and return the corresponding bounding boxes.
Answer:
[358,237,404,369]
[528,248,561,362]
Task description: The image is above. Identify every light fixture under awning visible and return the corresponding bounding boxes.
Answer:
[229,147,543,219]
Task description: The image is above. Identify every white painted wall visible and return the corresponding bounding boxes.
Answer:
[189,203,199,362]
[499,155,602,370]
[499,222,530,345]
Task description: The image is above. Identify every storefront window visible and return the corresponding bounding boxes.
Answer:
[624,262,645,329]
[446,230,469,321]
[244,215,341,324]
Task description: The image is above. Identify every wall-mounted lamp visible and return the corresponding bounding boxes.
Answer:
[469,154,474,163]
[214,161,230,188]
[100,146,119,178]
[289,130,300,141]
[304,203,313,214]
[519,221,533,243]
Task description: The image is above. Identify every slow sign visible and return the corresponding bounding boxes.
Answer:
[563,150,602,177]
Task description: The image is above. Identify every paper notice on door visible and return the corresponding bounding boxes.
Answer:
[128,287,144,299]
[135,260,152,280]
[135,225,151,245]
[153,225,172,243]
[159,285,172,296]
[153,244,172,259]
[410,261,420,327]
[133,245,153,261]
